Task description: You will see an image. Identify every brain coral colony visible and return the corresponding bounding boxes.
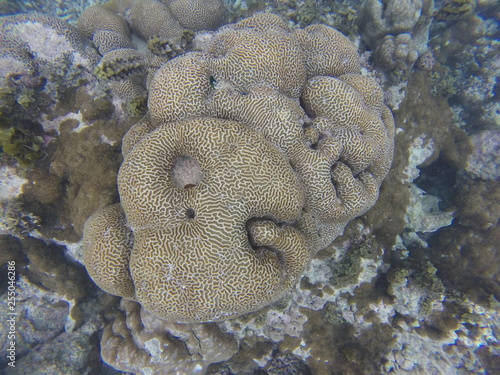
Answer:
[83,12,394,322]
[79,8,394,374]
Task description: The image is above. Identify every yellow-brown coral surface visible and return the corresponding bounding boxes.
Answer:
[82,13,395,323]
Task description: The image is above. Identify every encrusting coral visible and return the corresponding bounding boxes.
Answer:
[82,13,395,326]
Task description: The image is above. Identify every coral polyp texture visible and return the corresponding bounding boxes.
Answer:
[82,13,395,323]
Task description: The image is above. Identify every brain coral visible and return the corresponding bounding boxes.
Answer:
[82,13,395,324]
[82,204,134,299]
[128,0,194,57]
[77,4,130,40]
[208,13,306,98]
[88,116,309,322]
[163,0,226,31]
[295,24,361,78]
[148,52,212,123]
[0,32,38,82]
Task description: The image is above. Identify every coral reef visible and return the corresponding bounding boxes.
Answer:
[1,0,94,23]
[0,8,139,243]
[82,13,395,329]
[1,1,498,375]
[0,235,117,374]
[1,13,99,66]
[0,165,40,237]
[427,10,499,132]
[0,123,44,166]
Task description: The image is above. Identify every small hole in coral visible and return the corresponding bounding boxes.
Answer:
[184,183,195,189]
[186,208,196,219]
[209,75,217,89]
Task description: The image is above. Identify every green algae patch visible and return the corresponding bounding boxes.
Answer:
[0,122,45,166]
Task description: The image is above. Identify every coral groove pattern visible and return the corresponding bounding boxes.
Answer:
[82,13,395,323]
